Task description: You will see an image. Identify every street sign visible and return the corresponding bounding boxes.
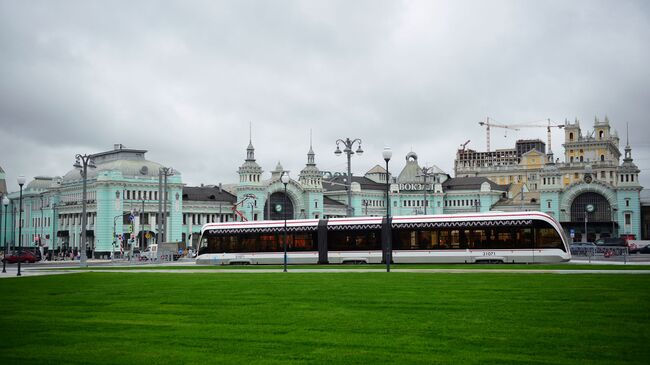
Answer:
[570,229,575,239]
[128,214,135,222]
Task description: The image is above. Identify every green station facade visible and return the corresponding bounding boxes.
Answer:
[0,121,645,257]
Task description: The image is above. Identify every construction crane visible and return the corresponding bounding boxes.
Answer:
[459,140,471,151]
[478,117,520,152]
[479,117,565,152]
[232,193,256,221]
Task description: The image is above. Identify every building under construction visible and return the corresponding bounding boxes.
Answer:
[453,116,643,241]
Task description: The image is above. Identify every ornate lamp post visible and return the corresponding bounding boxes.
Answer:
[157,167,173,262]
[17,175,26,276]
[383,147,392,273]
[334,138,363,217]
[281,172,290,272]
[585,204,595,242]
[39,194,45,261]
[74,154,96,267]
[2,196,9,273]
[417,166,434,215]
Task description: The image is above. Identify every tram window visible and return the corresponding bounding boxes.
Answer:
[329,229,382,251]
[395,230,415,250]
[439,230,450,248]
[290,233,316,251]
[418,230,437,249]
[450,230,460,249]
[466,229,486,249]
[258,234,278,252]
[536,228,563,250]
[515,228,533,249]
[240,234,257,252]
[496,229,514,248]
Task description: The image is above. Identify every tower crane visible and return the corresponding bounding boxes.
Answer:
[459,140,471,151]
[479,117,565,152]
[478,117,520,152]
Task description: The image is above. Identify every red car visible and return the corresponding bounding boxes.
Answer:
[2,251,39,264]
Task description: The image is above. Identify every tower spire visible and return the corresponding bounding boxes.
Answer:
[623,122,633,162]
[246,123,255,161]
[307,129,315,165]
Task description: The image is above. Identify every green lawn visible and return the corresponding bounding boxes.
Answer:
[1,273,649,364]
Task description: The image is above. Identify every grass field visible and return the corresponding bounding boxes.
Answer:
[1,272,649,364]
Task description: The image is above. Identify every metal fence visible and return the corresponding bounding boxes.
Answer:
[570,246,629,263]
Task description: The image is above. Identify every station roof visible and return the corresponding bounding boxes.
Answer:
[323,196,346,206]
[442,177,508,191]
[323,175,386,192]
[182,186,236,203]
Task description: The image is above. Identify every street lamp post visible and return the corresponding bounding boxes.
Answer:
[383,147,392,273]
[334,138,363,217]
[51,202,57,259]
[2,196,9,273]
[39,194,45,261]
[158,167,173,243]
[417,166,434,215]
[17,175,26,276]
[585,204,595,242]
[281,172,290,272]
[74,154,96,267]
[11,204,15,254]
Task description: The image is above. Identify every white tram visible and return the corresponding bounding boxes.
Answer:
[196,212,571,265]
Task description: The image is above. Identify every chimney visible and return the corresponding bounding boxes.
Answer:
[218,183,222,193]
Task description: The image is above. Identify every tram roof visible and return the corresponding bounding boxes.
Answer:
[201,211,556,233]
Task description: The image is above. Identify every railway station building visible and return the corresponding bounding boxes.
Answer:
[1,116,646,255]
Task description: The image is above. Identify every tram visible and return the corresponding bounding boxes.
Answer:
[196,212,571,265]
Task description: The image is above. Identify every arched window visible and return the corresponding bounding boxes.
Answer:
[579,156,584,162]
[569,132,574,140]
[571,192,611,222]
[599,130,604,139]
[600,155,605,161]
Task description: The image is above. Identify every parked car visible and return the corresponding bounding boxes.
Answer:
[571,242,596,248]
[639,245,650,254]
[2,251,39,264]
[595,237,639,253]
[595,237,626,246]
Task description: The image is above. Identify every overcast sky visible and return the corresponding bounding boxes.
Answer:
[1,0,649,195]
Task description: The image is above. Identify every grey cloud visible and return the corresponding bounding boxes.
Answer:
[0,0,649,195]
